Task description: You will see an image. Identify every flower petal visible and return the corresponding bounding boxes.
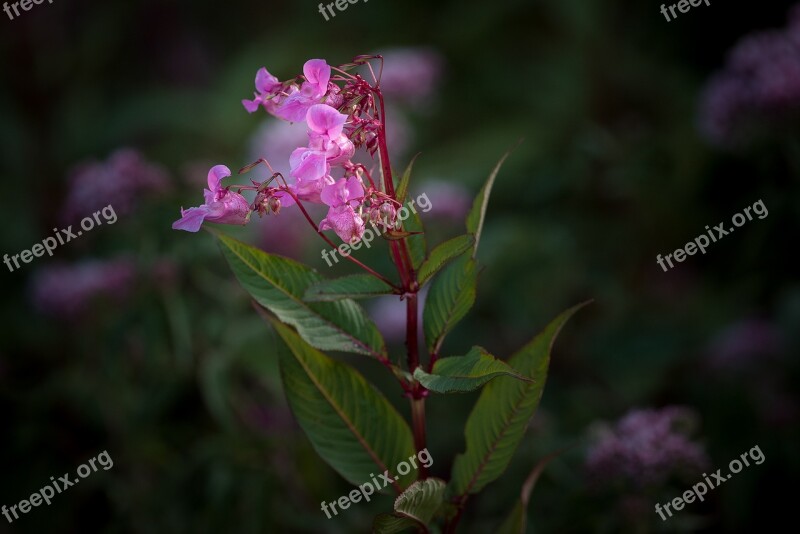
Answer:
[207,165,231,191]
[306,104,347,138]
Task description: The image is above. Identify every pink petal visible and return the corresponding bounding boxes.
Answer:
[303,59,331,94]
[242,98,261,113]
[306,104,347,137]
[289,148,327,182]
[172,206,210,232]
[345,176,365,204]
[255,67,280,93]
[319,205,365,243]
[207,165,231,191]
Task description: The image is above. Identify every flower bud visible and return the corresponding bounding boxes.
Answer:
[268,196,282,214]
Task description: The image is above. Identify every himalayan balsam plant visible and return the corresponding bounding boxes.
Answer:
[173,55,587,533]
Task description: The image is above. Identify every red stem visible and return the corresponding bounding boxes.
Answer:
[373,87,429,476]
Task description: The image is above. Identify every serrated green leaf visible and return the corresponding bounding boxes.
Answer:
[396,153,421,204]
[211,229,386,358]
[417,235,475,286]
[373,478,447,534]
[449,302,589,496]
[423,254,478,353]
[413,346,531,394]
[270,318,416,491]
[373,514,421,534]
[465,148,515,257]
[304,274,396,302]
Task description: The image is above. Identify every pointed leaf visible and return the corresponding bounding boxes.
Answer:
[211,229,387,358]
[417,235,475,286]
[413,346,531,394]
[496,501,526,534]
[396,153,421,204]
[466,147,516,257]
[495,448,569,534]
[449,302,589,496]
[373,514,422,534]
[403,209,427,271]
[305,274,396,302]
[373,478,446,534]
[423,254,478,353]
[270,317,416,491]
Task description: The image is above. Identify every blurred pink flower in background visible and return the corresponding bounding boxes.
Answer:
[248,120,310,177]
[586,406,709,489]
[706,318,784,372]
[370,287,428,343]
[416,179,472,222]
[698,4,800,146]
[61,149,170,222]
[376,47,445,106]
[30,258,137,317]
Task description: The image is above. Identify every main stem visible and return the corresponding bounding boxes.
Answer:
[374,87,428,476]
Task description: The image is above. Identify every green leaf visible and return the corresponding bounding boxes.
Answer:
[449,302,589,496]
[373,478,447,534]
[423,254,478,353]
[403,209,427,271]
[270,317,416,491]
[495,501,526,534]
[413,346,531,394]
[372,514,421,534]
[211,229,387,359]
[304,274,396,302]
[465,147,516,257]
[417,235,475,286]
[395,153,421,205]
[495,448,569,534]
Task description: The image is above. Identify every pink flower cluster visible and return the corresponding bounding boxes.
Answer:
[173,58,400,244]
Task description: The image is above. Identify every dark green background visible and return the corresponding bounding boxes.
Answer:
[1,0,798,532]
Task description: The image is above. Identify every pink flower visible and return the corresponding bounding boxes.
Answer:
[172,165,251,232]
[319,177,366,243]
[321,176,364,208]
[288,105,354,201]
[274,59,332,122]
[319,205,365,244]
[242,67,282,114]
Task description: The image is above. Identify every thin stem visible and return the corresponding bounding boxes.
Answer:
[288,190,399,290]
[411,397,429,479]
[444,501,467,534]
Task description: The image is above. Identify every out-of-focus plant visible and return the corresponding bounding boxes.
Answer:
[173,55,588,533]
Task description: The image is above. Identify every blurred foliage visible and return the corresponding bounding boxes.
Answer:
[1,0,799,532]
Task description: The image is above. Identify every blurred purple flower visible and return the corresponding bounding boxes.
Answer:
[248,120,310,178]
[417,179,472,221]
[376,48,444,106]
[61,149,170,222]
[699,5,800,146]
[706,318,784,371]
[30,258,137,317]
[586,406,709,489]
[371,288,428,343]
